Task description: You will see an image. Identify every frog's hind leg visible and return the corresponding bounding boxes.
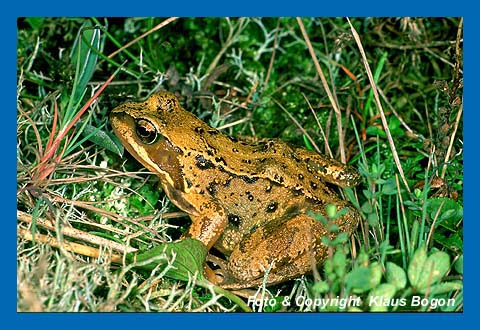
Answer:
[220,204,360,289]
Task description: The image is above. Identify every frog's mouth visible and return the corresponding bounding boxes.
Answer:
[110,112,159,173]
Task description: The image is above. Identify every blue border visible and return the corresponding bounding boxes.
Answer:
[9,1,473,328]
[10,0,469,16]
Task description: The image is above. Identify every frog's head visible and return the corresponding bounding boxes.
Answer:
[109,92,187,190]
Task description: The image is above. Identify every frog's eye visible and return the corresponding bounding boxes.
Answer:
[135,119,158,144]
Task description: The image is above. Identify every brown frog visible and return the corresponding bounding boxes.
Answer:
[110,91,361,289]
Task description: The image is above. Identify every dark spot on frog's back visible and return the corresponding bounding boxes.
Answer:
[265,201,278,213]
[194,154,215,170]
[292,153,302,162]
[274,174,284,184]
[215,156,227,166]
[292,187,303,196]
[207,181,217,196]
[241,175,258,184]
[228,214,242,227]
[194,127,205,134]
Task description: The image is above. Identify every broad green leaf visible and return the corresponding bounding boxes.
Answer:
[130,185,160,212]
[386,262,407,290]
[127,238,208,282]
[323,258,336,282]
[329,232,349,245]
[415,251,450,291]
[426,197,463,225]
[346,262,382,293]
[408,245,427,288]
[368,283,397,312]
[366,125,386,138]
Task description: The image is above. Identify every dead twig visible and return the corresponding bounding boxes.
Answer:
[17,210,137,255]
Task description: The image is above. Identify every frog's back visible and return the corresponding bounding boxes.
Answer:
[147,91,360,203]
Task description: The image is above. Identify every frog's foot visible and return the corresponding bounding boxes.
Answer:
[205,254,262,289]
[205,254,231,285]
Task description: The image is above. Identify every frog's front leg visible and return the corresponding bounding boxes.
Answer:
[182,200,228,249]
[219,203,360,289]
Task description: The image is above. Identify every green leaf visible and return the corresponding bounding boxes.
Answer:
[426,197,463,225]
[69,20,103,115]
[454,255,463,275]
[361,201,373,213]
[346,262,382,293]
[381,177,398,195]
[366,125,386,138]
[323,258,336,282]
[127,238,208,282]
[25,17,44,30]
[408,245,427,288]
[368,283,397,312]
[67,120,123,156]
[434,231,463,252]
[367,212,379,227]
[362,189,374,199]
[326,204,337,218]
[81,123,124,155]
[426,281,462,295]
[386,262,407,290]
[344,187,359,208]
[415,251,451,292]
[333,250,347,278]
[302,134,314,150]
[330,232,349,245]
[311,280,329,294]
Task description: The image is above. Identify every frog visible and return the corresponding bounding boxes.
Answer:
[110,91,362,289]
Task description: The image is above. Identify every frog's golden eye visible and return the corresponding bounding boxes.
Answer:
[135,119,158,145]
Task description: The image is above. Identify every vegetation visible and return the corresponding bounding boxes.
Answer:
[17,17,463,312]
